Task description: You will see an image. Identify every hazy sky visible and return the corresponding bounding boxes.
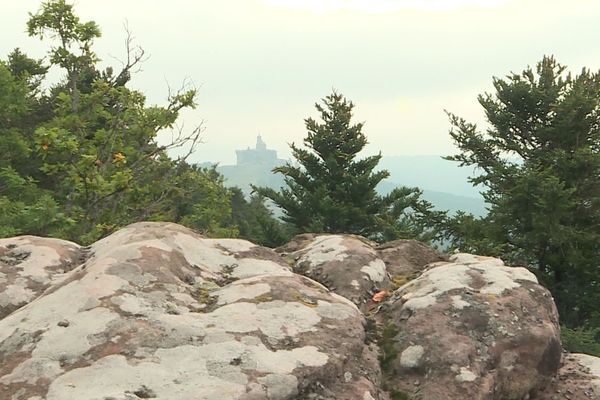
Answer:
[3,0,600,164]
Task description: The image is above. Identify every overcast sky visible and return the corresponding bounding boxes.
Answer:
[3,0,600,164]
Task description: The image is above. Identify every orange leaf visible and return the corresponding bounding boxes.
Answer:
[372,290,389,303]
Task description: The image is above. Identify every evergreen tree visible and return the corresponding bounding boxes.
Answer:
[254,92,444,242]
[445,56,600,329]
[230,188,292,247]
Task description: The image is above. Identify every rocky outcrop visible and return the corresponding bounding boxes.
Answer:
[0,223,382,400]
[375,239,446,278]
[0,224,598,400]
[277,235,446,310]
[378,253,562,400]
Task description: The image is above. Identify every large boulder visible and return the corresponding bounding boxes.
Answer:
[378,253,562,400]
[0,223,383,400]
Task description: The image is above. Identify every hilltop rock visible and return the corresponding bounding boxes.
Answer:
[0,224,595,400]
[0,223,382,400]
[378,253,562,400]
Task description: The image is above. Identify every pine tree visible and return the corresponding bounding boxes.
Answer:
[254,91,443,242]
[445,56,600,329]
[230,188,292,247]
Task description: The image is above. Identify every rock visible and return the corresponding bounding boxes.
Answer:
[575,353,600,395]
[536,353,600,399]
[0,236,83,319]
[277,234,390,310]
[399,345,424,369]
[0,222,383,400]
[375,239,446,279]
[57,320,70,328]
[0,225,581,400]
[378,253,562,400]
[276,233,321,255]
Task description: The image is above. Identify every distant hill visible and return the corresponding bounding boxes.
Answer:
[197,135,287,194]
[198,142,488,217]
[204,161,487,217]
[376,180,487,217]
[377,155,485,199]
[376,155,488,216]
[217,163,285,191]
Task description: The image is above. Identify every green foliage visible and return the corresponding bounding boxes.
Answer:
[378,323,399,372]
[0,0,236,244]
[390,391,410,400]
[0,167,72,238]
[444,56,600,330]
[561,325,600,357]
[230,188,293,247]
[172,164,238,238]
[254,92,445,243]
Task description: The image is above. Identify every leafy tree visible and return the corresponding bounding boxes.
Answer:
[0,56,68,238]
[254,92,444,242]
[171,164,238,238]
[27,0,101,113]
[0,0,236,244]
[445,56,600,330]
[23,0,203,243]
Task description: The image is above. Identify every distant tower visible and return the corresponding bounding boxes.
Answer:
[256,134,267,151]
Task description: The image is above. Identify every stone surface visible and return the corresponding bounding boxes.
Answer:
[576,353,600,394]
[0,223,383,400]
[536,352,600,399]
[376,239,446,279]
[0,236,84,320]
[378,253,563,400]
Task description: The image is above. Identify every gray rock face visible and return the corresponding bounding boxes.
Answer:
[0,223,382,400]
[1,226,597,400]
[576,353,600,395]
[376,239,446,278]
